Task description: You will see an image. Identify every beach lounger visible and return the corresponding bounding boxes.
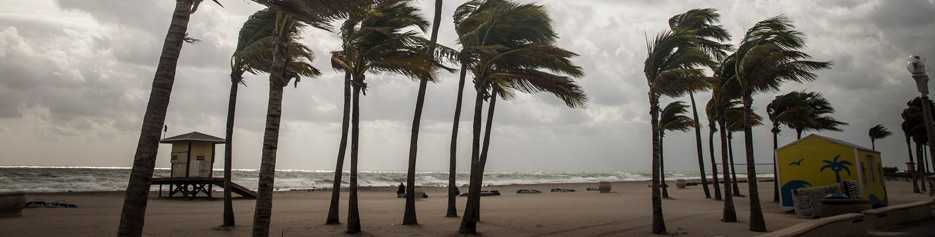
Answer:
[516,189,542,194]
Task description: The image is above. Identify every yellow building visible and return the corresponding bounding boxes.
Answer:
[776,134,887,209]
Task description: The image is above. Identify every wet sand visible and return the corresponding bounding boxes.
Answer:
[0,180,928,236]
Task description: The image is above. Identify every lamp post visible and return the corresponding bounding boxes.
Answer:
[908,55,935,196]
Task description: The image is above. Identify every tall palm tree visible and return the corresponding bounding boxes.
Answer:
[731,16,831,232]
[325,71,351,225]
[668,8,732,199]
[247,1,365,236]
[902,120,921,193]
[454,1,585,233]
[659,101,695,199]
[227,8,321,227]
[767,91,812,202]
[643,29,710,234]
[705,98,723,200]
[869,124,891,151]
[332,0,456,232]
[118,1,220,236]
[902,97,935,193]
[725,99,762,197]
[402,0,445,225]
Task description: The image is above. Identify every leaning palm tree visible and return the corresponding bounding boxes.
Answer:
[767,91,812,202]
[786,92,846,139]
[668,8,732,199]
[402,0,446,226]
[454,0,585,233]
[704,97,723,200]
[643,29,710,234]
[869,124,892,151]
[731,16,832,232]
[118,1,220,236]
[725,99,762,197]
[658,101,696,199]
[331,0,456,232]
[226,8,321,227]
[248,1,366,236]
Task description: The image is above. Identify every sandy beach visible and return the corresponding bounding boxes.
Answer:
[1,180,929,236]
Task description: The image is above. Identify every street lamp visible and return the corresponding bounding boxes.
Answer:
[907,55,935,195]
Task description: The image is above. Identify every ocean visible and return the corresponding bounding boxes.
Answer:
[0,166,772,193]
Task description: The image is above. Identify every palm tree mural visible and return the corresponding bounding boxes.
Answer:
[820,155,853,184]
[667,8,732,200]
[454,0,585,233]
[730,16,831,232]
[868,124,892,151]
[659,101,696,199]
[331,0,457,232]
[227,8,321,227]
[118,1,221,235]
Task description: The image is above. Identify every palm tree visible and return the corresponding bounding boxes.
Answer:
[325,71,351,225]
[902,97,935,193]
[227,8,322,227]
[118,1,220,236]
[247,1,365,236]
[668,9,732,199]
[454,1,585,233]
[401,0,446,225]
[902,120,921,193]
[659,101,696,199]
[767,91,812,202]
[820,155,853,183]
[869,124,892,151]
[787,93,846,139]
[725,99,762,197]
[704,98,723,200]
[331,1,456,232]
[731,16,831,232]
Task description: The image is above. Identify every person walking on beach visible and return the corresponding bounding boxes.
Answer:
[397,183,406,198]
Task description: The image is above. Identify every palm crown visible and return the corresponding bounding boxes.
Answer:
[232,8,321,85]
[659,101,695,134]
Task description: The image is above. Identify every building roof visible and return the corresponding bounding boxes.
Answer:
[160,131,226,144]
[779,134,879,153]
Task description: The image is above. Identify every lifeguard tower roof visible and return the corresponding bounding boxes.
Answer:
[160,131,225,144]
[779,134,879,154]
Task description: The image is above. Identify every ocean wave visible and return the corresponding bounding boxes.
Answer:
[0,167,773,193]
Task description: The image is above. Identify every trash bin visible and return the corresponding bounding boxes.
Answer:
[598,181,612,193]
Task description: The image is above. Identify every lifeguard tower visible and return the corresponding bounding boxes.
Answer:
[153,131,256,199]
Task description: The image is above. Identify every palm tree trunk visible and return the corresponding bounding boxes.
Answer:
[917,141,927,192]
[688,92,711,199]
[742,93,766,232]
[475,88,499,222]
[719,114,737,222]
[649,92,666,234]
[222,73,240,227]
[347,76,363,234]
[118,1,193,235]
[447,64,468,218]
[796,129,803,140]
[728,132,741,196]
[708,121,722,200]
[660,133,669,199]
[251,16,291,237]
[402,0,444,225]
[459,88,486,234]
[771,126,780,203]
[326,72,352,225]
[907,134,920,193]
[871,139,876,151]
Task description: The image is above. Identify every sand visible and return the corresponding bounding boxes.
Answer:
[0,180,929,236]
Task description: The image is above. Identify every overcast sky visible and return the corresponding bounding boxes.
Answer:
[1,0,934,173]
